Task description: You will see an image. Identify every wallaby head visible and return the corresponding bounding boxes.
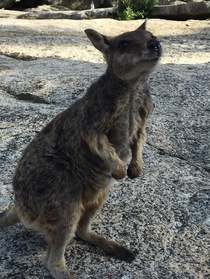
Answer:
[85,20,162,81]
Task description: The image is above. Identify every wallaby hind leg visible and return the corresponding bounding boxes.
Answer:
[45,224,78,279]
[44,204,82,279]
[0,205,19,228]
[76,190,135,262]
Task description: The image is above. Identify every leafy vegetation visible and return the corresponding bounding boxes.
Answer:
[117,0,157,20]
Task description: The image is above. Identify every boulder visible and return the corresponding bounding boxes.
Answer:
[157,0,177,4]
[17,6,117,19]
[151,0,210,19]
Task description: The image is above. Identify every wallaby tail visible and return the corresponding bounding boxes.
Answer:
[0,205,20,228]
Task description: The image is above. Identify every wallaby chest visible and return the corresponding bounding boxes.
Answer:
[106,83,152,161]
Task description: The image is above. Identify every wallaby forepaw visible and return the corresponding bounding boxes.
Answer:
[112,165,126,180]
[127,163,142,179]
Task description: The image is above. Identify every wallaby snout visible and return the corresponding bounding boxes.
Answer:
[147,40,162,56]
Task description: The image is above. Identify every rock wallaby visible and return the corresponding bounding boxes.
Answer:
[0,21,162,279]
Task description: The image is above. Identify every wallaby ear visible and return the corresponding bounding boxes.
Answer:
[85,29,110,54]
[137,19,148,31]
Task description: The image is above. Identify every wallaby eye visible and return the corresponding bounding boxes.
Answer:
[118,40,130,50]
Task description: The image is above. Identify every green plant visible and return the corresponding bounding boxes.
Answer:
[117,6,144,20]
[117,0,156,20]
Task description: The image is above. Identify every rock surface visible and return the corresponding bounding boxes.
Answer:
[0,13,210,279]
[152,0,210,20]
[17,6,118,19]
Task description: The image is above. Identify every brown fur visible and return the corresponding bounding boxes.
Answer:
[0,21,162,279]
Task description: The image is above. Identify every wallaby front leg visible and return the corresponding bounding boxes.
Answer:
[127,128,146,179]
[84,131,126,179]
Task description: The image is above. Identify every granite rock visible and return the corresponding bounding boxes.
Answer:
[17,6,118,19]
[0,16,209,279]
[151,0,210,19]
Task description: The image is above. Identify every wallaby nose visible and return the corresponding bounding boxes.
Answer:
[147,40,162,55]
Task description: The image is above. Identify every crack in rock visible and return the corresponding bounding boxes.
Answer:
[15,93,51,105]
[0,52,39,61]
[147,141,210,173]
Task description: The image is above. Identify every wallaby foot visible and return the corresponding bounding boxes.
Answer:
[77,191,135,262]
[0,205,19,228]
[45,241,75,279]
[77,230,135,262]
[46,260,74,279]
[46,263,74,279]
